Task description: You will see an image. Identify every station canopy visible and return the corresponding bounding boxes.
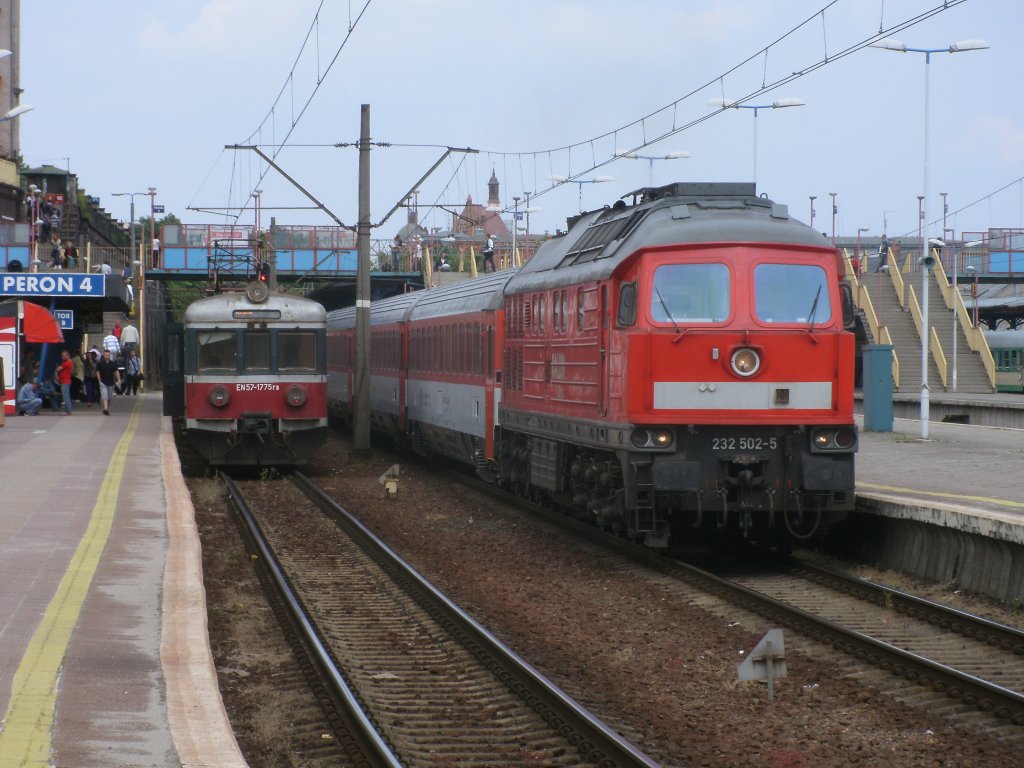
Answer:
[0,300,64,343]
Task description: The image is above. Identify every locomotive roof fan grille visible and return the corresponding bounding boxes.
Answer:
[560,209,646,266]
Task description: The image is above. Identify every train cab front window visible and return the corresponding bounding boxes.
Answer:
[650,263,729,324]
[279,331,318,371]
[244,331,271,372]
[197,331,238,371]
[754,264,831,325]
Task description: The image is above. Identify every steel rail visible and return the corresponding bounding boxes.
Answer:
[220,471,403,767]
[786,559,1024,656]
[449,469,1024,724]
[291,470,661,768]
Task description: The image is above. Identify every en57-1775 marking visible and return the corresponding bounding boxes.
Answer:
[235,383,280,391]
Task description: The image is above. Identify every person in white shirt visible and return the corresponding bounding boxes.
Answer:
[120,322,140,354]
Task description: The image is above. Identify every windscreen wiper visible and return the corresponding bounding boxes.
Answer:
[806,284,822,333]
[654,286,680,333]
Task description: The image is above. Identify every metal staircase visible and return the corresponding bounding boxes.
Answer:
[851,254,994,394]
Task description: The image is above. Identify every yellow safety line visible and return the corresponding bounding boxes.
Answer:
[0,403,142,767]
[858,481,1024,510]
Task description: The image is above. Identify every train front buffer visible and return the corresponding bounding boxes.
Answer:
[619,329,857,549]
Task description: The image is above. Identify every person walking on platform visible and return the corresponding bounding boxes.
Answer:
[124,349,143,395]
[15,380,42,415]
[95,349,120,416]
[103,330,121,358]
[56,349,73,415]
[83,350,98,407]
[120,321,140,354]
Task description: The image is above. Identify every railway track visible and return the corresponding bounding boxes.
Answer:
[221,470,659,767]
[449,470,1024,733]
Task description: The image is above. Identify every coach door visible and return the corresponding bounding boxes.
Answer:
[163,322,185,416]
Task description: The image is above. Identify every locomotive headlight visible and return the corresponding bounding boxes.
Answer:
[286,385,308,407]
[811,428,859,452]
[630,427,674,449]
[651,428,674,447]
[730,348,761,377]
[208,386,230,408]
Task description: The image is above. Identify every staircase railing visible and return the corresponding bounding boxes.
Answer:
[878,326,900,388]
[907,280,948,388]
[930,326,948,389]
[846,251,901,388]
[889,253,906,307]
[934,255,996,390]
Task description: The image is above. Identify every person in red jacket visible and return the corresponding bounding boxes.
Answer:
[56,349,74,415]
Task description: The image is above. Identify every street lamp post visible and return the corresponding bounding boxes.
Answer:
[614,149,691,186]
[830,192,837,245]
[548,175,614,213]
[512,196,520,268]
[871,36,989,437]
[523,193,540,263]
[966,265,978,327]
[112,192,139,271]
[27,183,41,272]
[856,227,869,271]
[148,187,157,268]
[709,97,804,186]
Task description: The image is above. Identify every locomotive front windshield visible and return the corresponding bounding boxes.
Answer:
[651,263,730,323]
[194,329,319,372]
[279,331,318,371]
[754,264,832,324]
[197,332,238,371]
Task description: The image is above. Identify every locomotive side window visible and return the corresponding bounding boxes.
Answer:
[650,264,729,323]
[616,282,637,327]
[244,331,271,371]
[754,264,831,324]
[197,331,238,371]
[279,331,318,371]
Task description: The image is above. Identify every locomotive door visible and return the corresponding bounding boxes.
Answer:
[162,321,185,416]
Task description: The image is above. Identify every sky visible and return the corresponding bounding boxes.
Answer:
[18,0,1024,245]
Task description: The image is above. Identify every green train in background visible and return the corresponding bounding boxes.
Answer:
[985,331,1024,393]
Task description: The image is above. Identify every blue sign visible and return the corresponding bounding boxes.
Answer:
[514,212,524,220]
[153,205,165,214]
[54,309,74,329]
[0,273,106,297]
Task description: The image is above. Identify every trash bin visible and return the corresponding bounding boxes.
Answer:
[862,344,893,432]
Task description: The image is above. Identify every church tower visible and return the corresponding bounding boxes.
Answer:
[487,169,500,210]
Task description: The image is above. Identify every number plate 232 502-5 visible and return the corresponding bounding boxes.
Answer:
[711,436,778,451]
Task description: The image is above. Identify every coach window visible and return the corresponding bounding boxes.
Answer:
[244,330,271,371]
[279,330,318,371]
[754,264,831,324]
[651,264,729,324]
[537,294,545,334]
[197,331,238,371]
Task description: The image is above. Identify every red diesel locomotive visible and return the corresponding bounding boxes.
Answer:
[328,182,857,549]
[166,282,329,466]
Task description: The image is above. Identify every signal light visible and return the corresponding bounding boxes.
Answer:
[257,262,269,283]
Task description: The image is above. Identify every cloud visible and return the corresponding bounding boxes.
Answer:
[968,114,1024,166]
[138,0,308,58]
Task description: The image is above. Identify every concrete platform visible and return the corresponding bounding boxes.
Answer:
[0,393,246,767]
[850,414,1024,603]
